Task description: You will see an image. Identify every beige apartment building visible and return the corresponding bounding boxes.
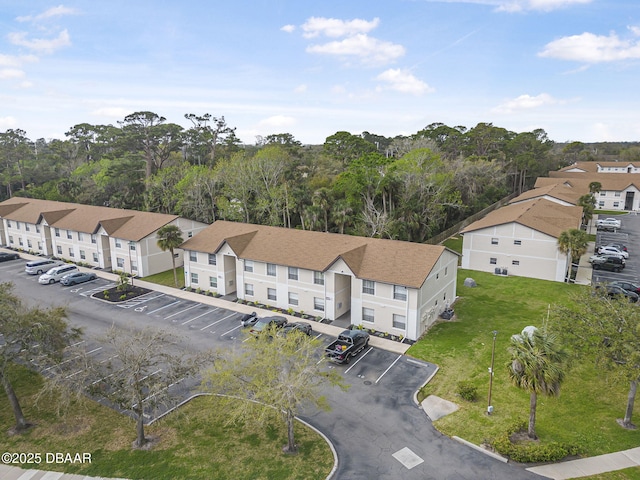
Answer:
[461,198,583,282]
[0,197,207,277]
[180,221,460,341]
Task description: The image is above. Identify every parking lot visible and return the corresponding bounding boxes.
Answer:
[0,257,433,423]
[592,212,640,285]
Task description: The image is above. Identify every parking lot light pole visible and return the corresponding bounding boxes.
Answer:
[487,330,498,415]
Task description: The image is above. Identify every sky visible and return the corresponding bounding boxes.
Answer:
[1,0,639,145]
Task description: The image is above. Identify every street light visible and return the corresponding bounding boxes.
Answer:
[487,330,498,415]
[128,241,135,287]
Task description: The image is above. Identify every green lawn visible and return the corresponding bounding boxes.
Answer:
[0,365,332,480]
[408,269,640,460]
[141,266,185,289]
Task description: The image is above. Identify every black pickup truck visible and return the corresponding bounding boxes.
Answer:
[325,329,370,364]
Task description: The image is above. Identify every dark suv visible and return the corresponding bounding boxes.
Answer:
[592,256,625,272]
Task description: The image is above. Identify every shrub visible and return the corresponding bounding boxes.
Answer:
[119,294,127,301]
[456,381,478,402]
[490,421,581,463]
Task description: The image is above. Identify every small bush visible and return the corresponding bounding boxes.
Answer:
[456,381,478,402]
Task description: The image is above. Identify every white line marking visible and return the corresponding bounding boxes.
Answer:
[164,303,199,319]
[147,300,181,315]
[221,324,242,336]
[344,347,373,374]
[375,355,402,384]
[181,310,213,325]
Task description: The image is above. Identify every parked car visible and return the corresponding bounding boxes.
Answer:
[239,311,259,328]
[596,246,628,258]
[609,281,640,295]
[60,271,97,286]
[38,264,79,284]
[596,217,622,230]
[605,243,628,253]
[591,256,625,272]
[0,252,20,262]
[249,316,287,336]
[325,329,370,364]
[25,259,64,275]
[595,284,639,303]
[589,254,625,265]
[280,322,313,336]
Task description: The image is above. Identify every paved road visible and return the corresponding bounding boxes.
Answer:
[0,259,544,480]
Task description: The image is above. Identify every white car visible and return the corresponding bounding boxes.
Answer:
[597,246,629,259]
[38,264,79,284]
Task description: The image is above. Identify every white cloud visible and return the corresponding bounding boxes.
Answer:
[8,29,72,54]
[16,5,79,22]
[0,68,25,80]
[539,31,640,62]
[0,54,38,67]
[375,69,433,95]
[307,34,405,66]
[294,84,307,93]
[0,116,18,130]
[281,24,295,33]
[302,17,380,39]
[492,93,559,113]
[258,115,297,129]
[90,107,133,119]
[496,0,591,12]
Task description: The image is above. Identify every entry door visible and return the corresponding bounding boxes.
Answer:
[625,191,634,210]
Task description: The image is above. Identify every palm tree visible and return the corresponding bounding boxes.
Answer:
[156,224,184,287]
[507,327,567,439]
[557,228,588,282]
[577,194,596,226]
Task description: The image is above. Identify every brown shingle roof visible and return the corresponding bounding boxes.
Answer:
[461,198,582,238]
[510,184,581,206]
[542,173,640,192]
[0,197,178,241]
[558,161,640,173]
[180,220,453,289]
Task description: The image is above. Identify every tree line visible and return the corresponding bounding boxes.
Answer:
[2,112,639,241]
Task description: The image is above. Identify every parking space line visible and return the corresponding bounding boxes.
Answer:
[147,300,181,315]
[165,303,200,319]
[196,312,238,333]
[181,309,217,326]
[375,355,402,384]
[221,324,242,336]
[344,347,373,374]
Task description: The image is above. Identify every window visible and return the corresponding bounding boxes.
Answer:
[78,232,83,241]
[6,221,10,228]
[67,230,72,239]
[57,246,62,255]
[16,222,20,230]
[27,239,32,248]
[92,253,98,262]
[55,228,60,237]
[80,250,86,260]
[191,272,199,284]
[37,241,42,251]
[116,257,124,268]
[25,224,30,232]
[362,307,375,323]
[209,276,217,288]
[115,239,122,248]
[615,192,621,197]
[131,262,137,272]
[288,292,298,306]
[8,236,13,244]
[490,258,497,265]
[393,314,406,329]
[68,248,74,257]
[600,192,606,197]
[18,238,23,246]
[288,267,298,280]
[188,231,193,238]
[267,263,276,276]
[598,201,605,207]
[189,251,197,262]
[514,240,522,246]
[362,280,375,295]
[512,260,520,266]
[393,285,407,301]
[244,260,254,272]
[245,283,254,296]
[208,253,217,265]
[35,225,40,233]
[129,243,136,251]
[314,297,325,311]
[613,202,620,208]
[314,271,324,285]
[491,238,498,245]
[268,288,277,301]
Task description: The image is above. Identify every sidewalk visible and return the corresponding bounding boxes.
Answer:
[526,446,640,479]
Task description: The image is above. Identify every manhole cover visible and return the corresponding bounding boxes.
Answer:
[364,380,372,385]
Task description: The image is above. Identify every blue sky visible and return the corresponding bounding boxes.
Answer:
[1,1,639,145]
